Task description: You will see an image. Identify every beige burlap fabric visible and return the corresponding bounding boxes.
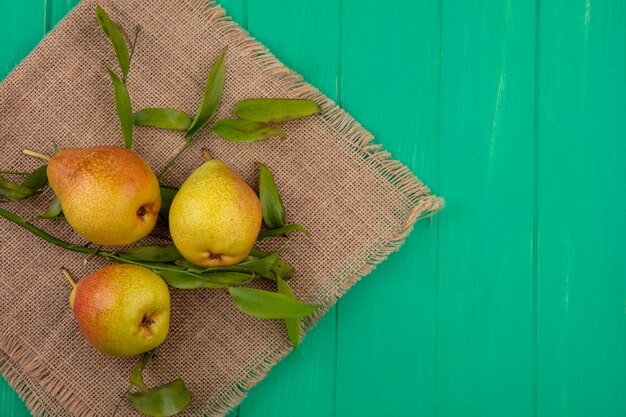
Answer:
[0,0,442,415]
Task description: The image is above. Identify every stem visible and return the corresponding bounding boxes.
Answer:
[202,148,212,161]
[0,171,30,175]
[22,149,51,161]
[61,267,77,288]
[0,206,229,277]
[112,384,132,417]
[0,207,99,256]
[128,26,141,69]
[84,245,103,264]
[157,139,198,179]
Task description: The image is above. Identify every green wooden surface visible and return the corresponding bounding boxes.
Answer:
[1,1,625,416]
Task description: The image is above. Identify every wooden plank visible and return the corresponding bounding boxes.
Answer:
[0,0,45,81]
[0,1,46,414]
[335,0,439,416]
[218,0,247,29]
[537,1,626,416]
[437,1,535,415]
[48,0,80,30]
[0,376,30,417]
[238,1,340,416]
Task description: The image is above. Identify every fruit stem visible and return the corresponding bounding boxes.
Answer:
[202,148,212,161]
[0,170,31,175]
[22,149,51,161]
[157,137,200,179]
[61,267,77,288]
[112,384,132,417]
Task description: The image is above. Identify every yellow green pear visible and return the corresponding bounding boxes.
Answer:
[47,146,161,246]
[169,159,262,267]
[66,264,170,357]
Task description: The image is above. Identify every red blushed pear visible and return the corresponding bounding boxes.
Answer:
[64,265,170,357]
[46,146,161,246]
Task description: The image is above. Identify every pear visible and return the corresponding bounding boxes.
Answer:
[66,264,170,357]
[169,160,262,267]
[48,146,161,246]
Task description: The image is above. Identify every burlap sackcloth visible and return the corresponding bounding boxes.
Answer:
[0,0,443,415]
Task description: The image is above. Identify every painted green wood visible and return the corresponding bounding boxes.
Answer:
[3,1,626,417]
[47,0,81,32]
[537,1,626,416]
[218,0,246,29]
[0,1,46,414]
[0,377,30,417]
[335,1,439,416]
[437,1,535,416]
[238,1,340,416]
[0,0,45,80]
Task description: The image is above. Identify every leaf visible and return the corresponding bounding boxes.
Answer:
[228,287,318,319]
[107,68,134,149]
[248,248,294,281]
[134,108,193,131]
[129,350,155,391]
[185,48,227,140]
[128,378,191,417]
[95,6,130,81]
[0,176,40,202]
[258,163,286,229]
[257,224,308,240]
[156,269,224,289]
[41,195,63,219]
[276,278,301,348]
[269,257,294,281]
[232,251,281,280]
[20,165,48,190]
[156,269,254,289]
[234,99,321,122]
[120,245,183,263]
[158,185,178,226]
[212,119,285,142]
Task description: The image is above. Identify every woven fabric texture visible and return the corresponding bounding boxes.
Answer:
[0,0,442,415]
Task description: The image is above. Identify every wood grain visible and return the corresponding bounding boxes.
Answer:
[537,1,626,416]
[437,1,535,415]
[2,1,626,416]
[335,0,439,416]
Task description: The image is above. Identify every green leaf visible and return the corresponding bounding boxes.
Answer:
[234,99,321,123]
[179,251,281,281]
[248,248,294,281]
[276,278,301,348]
[107,68,134,149]
[185,48,227,140]
[258,163,286,229]
[120,245,183,263]
[0,176,40,202]
[128,378,191,417]
[212,119,285,142]
[95,6,130,81]
[156,269,254,289]
[129,350,155,391]
[156,269,223,289]
[199,271,256,286]
[41,196,63,219]
[257,224,308,240]
[231,251,281,280]
[158,185,178,226]
[270,258,294,281]
[20,165,48,190]
[228,287,318,319]
[134,108,193,131]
